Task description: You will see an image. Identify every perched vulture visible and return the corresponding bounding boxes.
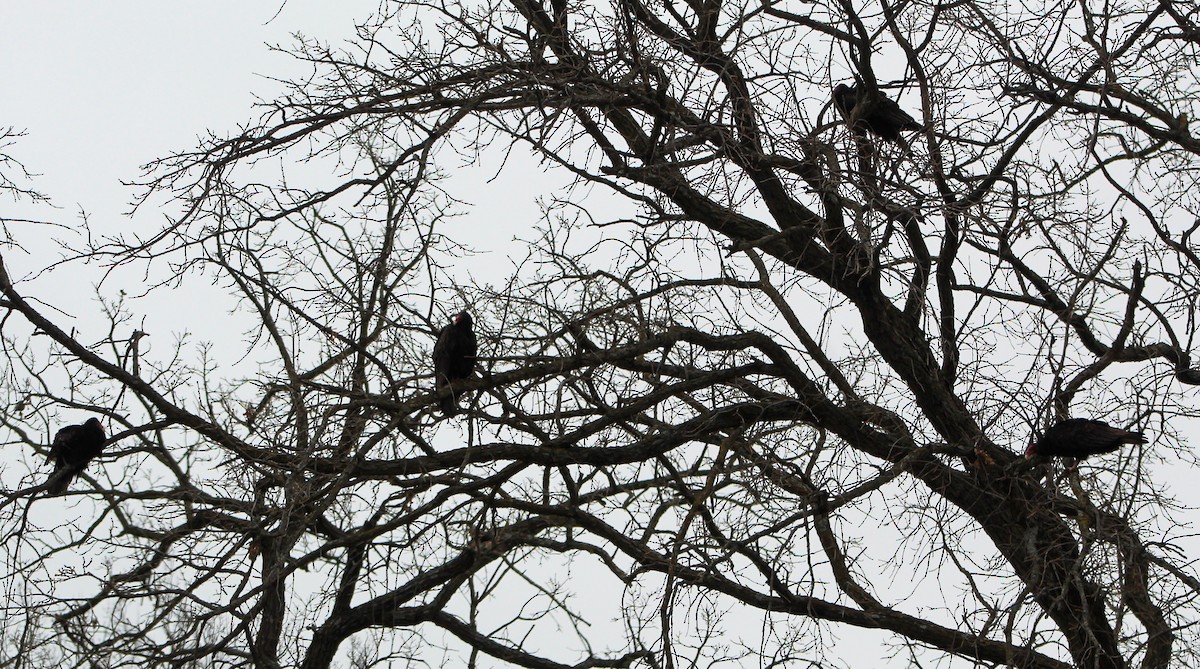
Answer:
[832,83,924,142]
[432,311,477,416]
[1026,418,1146,460]
[46,417,107,494]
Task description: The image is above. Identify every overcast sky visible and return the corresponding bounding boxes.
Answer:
[2,2,368,219]
[2,5,1196,667]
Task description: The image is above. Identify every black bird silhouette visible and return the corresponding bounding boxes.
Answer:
[832,83,924,142]
[1026,418,1146,460]
[46,417,107,494]
[432,311,477,416]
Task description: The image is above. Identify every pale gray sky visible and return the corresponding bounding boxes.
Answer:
[2,2,366,219]
[2,4,1195,668]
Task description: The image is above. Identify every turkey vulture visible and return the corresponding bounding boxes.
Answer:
[832,83,924,142]
[432,311,477,416]
[45,417,107,494]
[1026,418,1146,460]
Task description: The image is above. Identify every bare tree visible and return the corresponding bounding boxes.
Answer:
[2,0,1200,668]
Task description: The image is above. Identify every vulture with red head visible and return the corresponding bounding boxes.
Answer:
[46,417,107,494]
[1026,418,1146,460]
[432,311,477,416]
[832,83,924,142]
